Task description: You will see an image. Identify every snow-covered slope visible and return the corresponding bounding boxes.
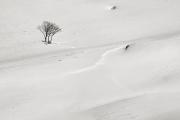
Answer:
[1,36,180,120]
[0,0,180,120]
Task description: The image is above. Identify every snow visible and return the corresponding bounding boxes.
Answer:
[0,0,180,119]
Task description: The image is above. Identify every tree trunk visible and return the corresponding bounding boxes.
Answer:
[50,35,53,44]
[44,35,47,42]
[47,35,51,44]
[45,32,48,42]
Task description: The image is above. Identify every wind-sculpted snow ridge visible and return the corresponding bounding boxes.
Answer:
[68,45,127,74]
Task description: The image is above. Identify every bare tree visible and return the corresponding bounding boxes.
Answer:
[38,21,61,44]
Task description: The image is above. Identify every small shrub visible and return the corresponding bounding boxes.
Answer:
[125,44,130,50]
[110,6,117,10]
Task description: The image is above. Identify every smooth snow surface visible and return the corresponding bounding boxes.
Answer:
[0,0,180,120]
